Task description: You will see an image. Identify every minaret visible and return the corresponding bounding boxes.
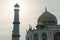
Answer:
[12,3,20,40]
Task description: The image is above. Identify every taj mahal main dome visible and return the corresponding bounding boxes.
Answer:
[37,8,57,25]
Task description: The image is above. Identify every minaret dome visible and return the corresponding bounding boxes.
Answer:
[14,3,20,9]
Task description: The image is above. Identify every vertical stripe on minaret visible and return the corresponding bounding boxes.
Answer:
[12,3,20,40]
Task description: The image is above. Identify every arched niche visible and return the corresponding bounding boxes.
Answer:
[42,33,47,40]
[54,32,60,40]
[27,37,29,40]
[34,33,38,40]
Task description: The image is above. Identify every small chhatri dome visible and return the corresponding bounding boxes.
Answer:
[14,3,20,8]
[37,8,57,25]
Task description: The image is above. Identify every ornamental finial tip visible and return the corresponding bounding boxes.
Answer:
[45,7,47,12]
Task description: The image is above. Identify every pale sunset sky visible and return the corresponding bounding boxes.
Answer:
[0,0,60,40]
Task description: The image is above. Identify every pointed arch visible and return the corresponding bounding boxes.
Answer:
[54,32,60,40]
[42,33,47,40]
[34,33,38,40]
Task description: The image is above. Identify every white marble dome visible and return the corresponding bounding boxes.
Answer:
[37,9,57,25]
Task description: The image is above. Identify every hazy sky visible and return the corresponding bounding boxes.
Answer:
[0,0,60,40]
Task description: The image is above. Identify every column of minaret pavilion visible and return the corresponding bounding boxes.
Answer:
[12,4,20,40]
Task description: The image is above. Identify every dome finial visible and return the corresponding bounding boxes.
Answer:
[45,7,47,12]
[44,0,47,12]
